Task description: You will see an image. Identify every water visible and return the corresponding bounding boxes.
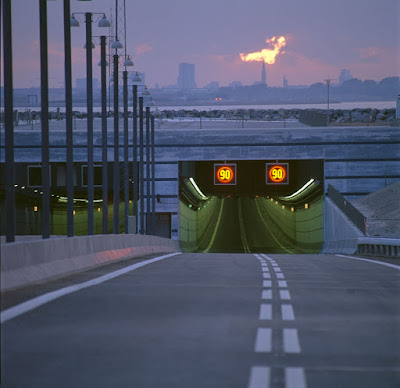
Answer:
[6,100,396,113]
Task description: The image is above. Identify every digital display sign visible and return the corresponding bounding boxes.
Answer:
[214,163,237,185]
[266,163,289,184]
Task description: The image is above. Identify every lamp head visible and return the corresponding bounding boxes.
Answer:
[111,39,123,49]
[124,56,134,67]
[70,15,80,27]
[98,15,111,28]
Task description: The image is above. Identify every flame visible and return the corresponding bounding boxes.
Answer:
[240,36,286,64]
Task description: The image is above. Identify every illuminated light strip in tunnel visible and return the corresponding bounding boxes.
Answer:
[280,179,315,200]
[188,177,209,200]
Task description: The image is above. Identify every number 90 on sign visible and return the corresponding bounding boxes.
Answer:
[266,163,289,184]
[214,164,237,185]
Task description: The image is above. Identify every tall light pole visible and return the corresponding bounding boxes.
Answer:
[325,79,331,126]
[3,0,15,242]
[145,105,151,234]
[151,112,156,235]
[132,72,142,233]
[123,56,133,233]
[139,95,144,234]
[39,0,50,239]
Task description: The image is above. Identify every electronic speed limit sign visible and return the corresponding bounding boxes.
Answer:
[266,163,289,184]
[214,163,237,185]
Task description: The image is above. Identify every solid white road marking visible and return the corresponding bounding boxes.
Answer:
[276,273,285,279]
[263,280,272,287]
[336,254,400,270]
[263,273,271,279]
[280,290,291,300]
[281,304,295,321]
[262,289,272,299]
[1,252,181,324]
[248,366,270,388]
[283,329,301,353]
[259,304,272,320]
[255,328,272,352]
[278,280,288,288]
[285,367,307,388]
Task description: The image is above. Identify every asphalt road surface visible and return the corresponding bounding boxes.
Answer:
[1,252,399,387]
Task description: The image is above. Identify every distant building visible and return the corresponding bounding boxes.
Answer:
[283,75,288,88]
[339,69,352,85]
[229,81,243,88]
[261,62,266,84]
[205,81,219,90]
[177,63,197,89]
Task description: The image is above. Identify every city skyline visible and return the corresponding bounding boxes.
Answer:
[2,0,399,89]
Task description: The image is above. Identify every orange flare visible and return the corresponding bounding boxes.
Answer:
[240,36,286,64]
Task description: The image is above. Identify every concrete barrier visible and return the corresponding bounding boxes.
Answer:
[1,234,181,291]
[357,237,400,257]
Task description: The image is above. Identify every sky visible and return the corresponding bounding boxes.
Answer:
[4,0,400,89]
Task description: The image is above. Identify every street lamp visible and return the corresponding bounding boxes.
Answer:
[71,11,110,235]
[132,72,142,234]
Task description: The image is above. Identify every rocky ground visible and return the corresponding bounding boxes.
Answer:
[11,107,398,125]
[352,181,400,238]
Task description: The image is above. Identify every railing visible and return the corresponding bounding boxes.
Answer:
[327,184,367,234]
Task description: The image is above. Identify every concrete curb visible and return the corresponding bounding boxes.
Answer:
[1,235,181,292]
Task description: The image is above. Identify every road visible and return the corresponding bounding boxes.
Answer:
[1,252,399,387]
[198,197,296,254]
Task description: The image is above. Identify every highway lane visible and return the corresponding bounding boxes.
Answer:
[199,197,296,253]
[1,253,399,387]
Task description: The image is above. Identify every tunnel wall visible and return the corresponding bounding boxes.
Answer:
[258,197,324,253]
[179,197,222,252]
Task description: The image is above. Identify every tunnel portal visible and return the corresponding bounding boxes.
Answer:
[179,160,324,253]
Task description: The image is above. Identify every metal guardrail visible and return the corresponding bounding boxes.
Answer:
[327,184,367,234]
[357,237,400,257]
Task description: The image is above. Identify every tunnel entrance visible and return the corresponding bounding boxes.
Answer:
[179,160,324,253]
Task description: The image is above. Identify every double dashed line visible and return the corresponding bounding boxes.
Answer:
[248,254,307,388]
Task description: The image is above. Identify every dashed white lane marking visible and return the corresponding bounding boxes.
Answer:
[262,267,270,272]
[273,267,282,272]
[271,263,279,267]
[262,289,272,299]
[248,366,270,388]
[281,304,295,321]
[285,367,307,388]
[278,280,288,288]
[1,252,181,324]
[255,328,272,352]
[279,290,291,300]
[276,273,285,279]
[336,254,400,270]
[283,328,301,353]
[263,273,271,279]
[259,304,272,320]
[260,254,273,260]
[263,280,272,287]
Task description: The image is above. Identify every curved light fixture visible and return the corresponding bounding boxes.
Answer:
[142,87,151,96]
[132,72,142,83]
[123,56,134,67]
[280,179,315,200]
[111,39,123,49]
[70,15,80,27]
[83,42,95,49]
[189,177,208,200]
[98,15,111,28]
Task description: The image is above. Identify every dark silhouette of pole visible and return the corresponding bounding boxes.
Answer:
[40,0,50,239]
[3,0,15,242]
[100,36,108,234]
[151,115,156,235]
[123,70,129,233]
[146,106,151,234]
[63,0,74,237]
[139,96,144,234]
[113,54,120,233]
[132,84,138,233]
[86,13,94,235]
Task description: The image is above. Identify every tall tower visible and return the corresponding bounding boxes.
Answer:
[261,62,266,84]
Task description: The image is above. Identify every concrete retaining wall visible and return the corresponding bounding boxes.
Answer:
[1,234,180,291]
[323,197,363,254]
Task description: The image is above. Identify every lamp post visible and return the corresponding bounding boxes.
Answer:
[139,95,145,234]
[145,105,151,234]
[150,111,156,235]
[71,12,110,235]
[132,72,142,233]
[3,0,15,243]
[123,56,133,233]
